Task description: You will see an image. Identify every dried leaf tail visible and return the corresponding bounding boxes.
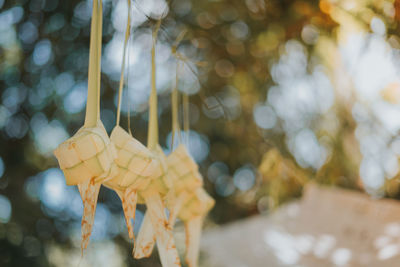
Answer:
[168,193,186,226]
[77,178,101,255]
[134,212,155,258]
[117,188,137,240]
[185,216,204,267]
[144,193,181,267]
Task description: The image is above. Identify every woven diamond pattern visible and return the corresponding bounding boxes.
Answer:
[105,126,156,191]
[179,188,215,221]
[54,122,118,186]
[167,145,203,193]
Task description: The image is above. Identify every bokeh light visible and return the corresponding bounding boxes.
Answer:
[2,0,400,265]
[0,194,11,223]
[0,157,4,179]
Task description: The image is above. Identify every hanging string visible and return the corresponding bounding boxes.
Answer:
[171,30,191,147]
[170,30,186,149]
[183,92,189,146]
[147,19,162,150]
[116,0,131,126]
[171,61,181,148]
[126,35,132,135]
[126,2,133,135]
[84,0,102,127]
[96,0,102,120]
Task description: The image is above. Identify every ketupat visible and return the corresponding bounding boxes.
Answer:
[105,125,156,240]
[123,19,181,267]
[54,122,118,251]
[100,0,157,243]
[135,146,214,267]
[135,56,213,266]
[134,144,204,260]
[53,0,117,254]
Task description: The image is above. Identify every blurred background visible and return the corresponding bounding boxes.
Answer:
[1,0,400,266]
